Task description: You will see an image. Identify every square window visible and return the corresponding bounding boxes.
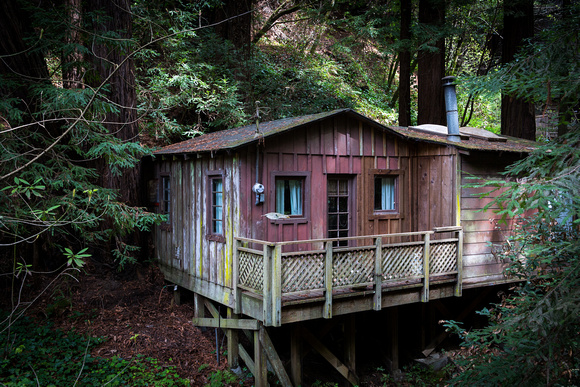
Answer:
[374,176,396,211]
[275,178,303,216]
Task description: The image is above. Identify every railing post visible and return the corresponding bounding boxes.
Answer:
[233,238,241,314]
[373,237,382,311]
[422,233,430,302]
[272,245,282,327]
[323,241,333,319]
[263,244,273,326]
[455,229,463,297]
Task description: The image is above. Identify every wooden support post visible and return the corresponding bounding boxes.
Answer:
[254,326,268,387]
[263,244,273,326]
[344,315,356,385]
[194,293,205,319]
[455,229,463,297]
[173,285,181,306]
[373,237,383,310]
[227,309,239,369]
[260,326,293,387]
[422,233,430,303]
[388,307,399,371]
[272,245,282,327]
[291,324,302,387]
[233,239,241,314]
[324,241,333,319]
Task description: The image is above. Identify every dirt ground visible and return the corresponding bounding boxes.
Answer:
[24,264,252,386]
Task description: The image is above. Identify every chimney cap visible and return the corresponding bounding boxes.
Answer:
[442,76,456,86]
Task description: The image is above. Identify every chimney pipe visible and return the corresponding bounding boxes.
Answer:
[442,76,461,142]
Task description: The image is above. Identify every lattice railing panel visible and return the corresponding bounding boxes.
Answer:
[430,242,457,275]
[282,252,324,293]
[238,251,264,293]
[381,245,424,280]
[333,248,375,287]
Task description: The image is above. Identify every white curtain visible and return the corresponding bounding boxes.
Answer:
[289,180,302,215]
[381,177,395,210]
[276,180,285,213]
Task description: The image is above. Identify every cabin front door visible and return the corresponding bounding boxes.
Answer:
[327,177,354,247]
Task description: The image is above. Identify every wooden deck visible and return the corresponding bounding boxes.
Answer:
[233,226,463,327]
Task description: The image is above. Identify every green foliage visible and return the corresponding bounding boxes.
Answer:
[204,369,237,387]
[445,130,580,386]
[0,315,190,386]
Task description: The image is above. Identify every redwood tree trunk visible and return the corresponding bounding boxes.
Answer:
[501,0,536,140]
[87,0,139,207]
[398,0,412,127]
[417,0,446,126]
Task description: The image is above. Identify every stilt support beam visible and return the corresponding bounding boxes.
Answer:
[301,325,359,386]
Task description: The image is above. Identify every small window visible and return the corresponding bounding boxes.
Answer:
[161,176,171,217]
[211,177,223,234]
[159,175,172,231]
[275,178,303,216]
[374,176,396,211]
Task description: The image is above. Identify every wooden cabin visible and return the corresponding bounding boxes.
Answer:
[147,109,535,386]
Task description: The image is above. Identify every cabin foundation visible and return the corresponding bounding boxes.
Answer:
[185,287,505,386]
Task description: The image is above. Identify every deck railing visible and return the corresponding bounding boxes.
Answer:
[233,227,463,327]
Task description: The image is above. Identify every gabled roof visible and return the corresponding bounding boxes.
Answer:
[154,108,536,156]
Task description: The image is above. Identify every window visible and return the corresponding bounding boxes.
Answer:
[269,171,310,223]
[275,178,303,216]
[374,176,396,211]
[211,177,223,234]
[370,169,402,218]
[159,175,171,231]
[161,175,171,218]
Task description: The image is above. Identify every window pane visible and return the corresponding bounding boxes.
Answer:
[328,214,337,228]
[328,197,337,213]
[338,179,348,195]
[339,214,348,229]
[338,197,348,211]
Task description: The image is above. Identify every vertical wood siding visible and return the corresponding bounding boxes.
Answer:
[155,154,240,290]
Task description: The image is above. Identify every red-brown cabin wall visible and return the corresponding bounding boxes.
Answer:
[237,114,458,245]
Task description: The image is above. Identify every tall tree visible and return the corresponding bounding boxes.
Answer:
[87,0,140,207]
[417,0,446,125]
[398,0,412,127]
[500,0,536,140]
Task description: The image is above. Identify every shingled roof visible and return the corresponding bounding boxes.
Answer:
[154,108,536,156]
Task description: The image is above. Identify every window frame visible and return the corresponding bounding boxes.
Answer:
[369,169,403,220]
[159,173,172,231]
[206,170,226,242]
[269,171,310,224]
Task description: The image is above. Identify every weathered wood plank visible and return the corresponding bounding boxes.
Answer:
[260,327,293,387]
[192,317,260,330]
